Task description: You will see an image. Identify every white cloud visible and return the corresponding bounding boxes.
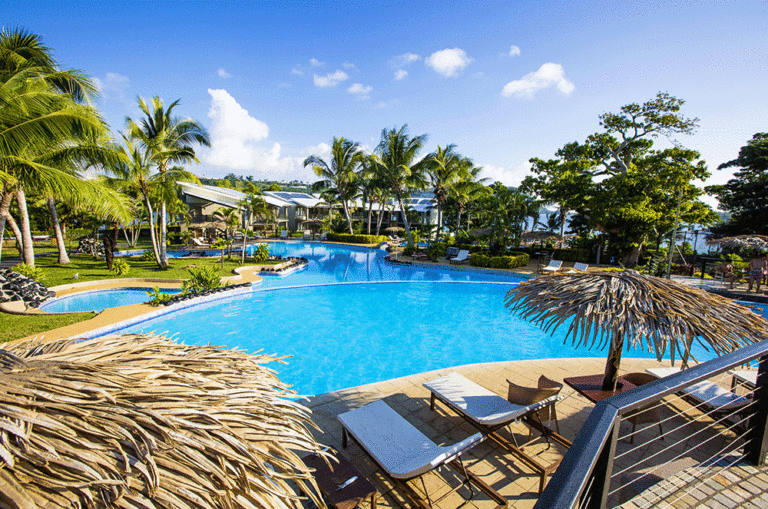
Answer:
[509,45,521,57]
[309,57,324,67]
[391,52,421,67]
[425,48,473,77]
[394,69,408,80]
[343,61,355,69]
[347,83,373,99]
[291,66,304,76]
[217,68,231,78]
[93,72,129,102]
[200,91,335,181]
[313,70,349,88]
[501,63,575,99]
[478,161,532,187]
[375,99,400,109]
[203,89,270,169]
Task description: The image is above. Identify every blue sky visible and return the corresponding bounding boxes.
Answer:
[4,0,767,208]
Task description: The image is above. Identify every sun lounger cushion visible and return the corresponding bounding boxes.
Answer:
[423,372,560,427]
[338,399,483,479]
[646,367,750,410]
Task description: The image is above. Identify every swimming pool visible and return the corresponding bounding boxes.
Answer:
[96,242,724,396]
[41,287,182,313]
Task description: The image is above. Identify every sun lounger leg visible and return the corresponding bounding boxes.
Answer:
[342,427,348,448]
[429,392,435,411]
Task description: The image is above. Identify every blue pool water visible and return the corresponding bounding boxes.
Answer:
[75,242,740,395]
[42,287,181,313]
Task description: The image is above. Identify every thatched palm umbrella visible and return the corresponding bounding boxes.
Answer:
[521,231,560,244]
[0,333,327,509]
[505,270,767,391]
[707,235,768,251]
[384,226,404,233]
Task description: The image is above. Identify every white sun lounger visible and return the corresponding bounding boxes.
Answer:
[338,399,506,508]
[449,249,470,264]
[540,259,563,273]
[646,367,752,412]
[423,372,570,493]
[567,262,589,273]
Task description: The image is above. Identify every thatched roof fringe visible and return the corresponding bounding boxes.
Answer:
[0,333,328,509]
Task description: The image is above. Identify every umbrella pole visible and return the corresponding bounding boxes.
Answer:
[602,343,623,391]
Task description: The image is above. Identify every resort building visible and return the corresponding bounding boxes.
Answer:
[176,181,438,235]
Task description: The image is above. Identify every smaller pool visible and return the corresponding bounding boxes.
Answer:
[41,287,182,313]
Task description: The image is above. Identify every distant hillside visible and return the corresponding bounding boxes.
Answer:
[199,173,312,193]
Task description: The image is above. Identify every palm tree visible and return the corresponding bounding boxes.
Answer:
[106,138,164,267]
[450,163,490,234]
[0,29,115,266]
[425,145,469,241]
[126,96,210,267]
[304,137,362,235]
[372,125,428,247]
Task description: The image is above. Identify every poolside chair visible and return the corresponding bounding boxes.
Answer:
[279,230,288,239]
[449,250,470,264]
[567,262,589,273]
[646,367,753,422]
[446,246,460,260]
[191,237,210,247]
[540,259,563,274]
[318,231,328,241]
[423,372,571,494]
[621,372,664,444]
[338,399,506,509]
[302,230,311,240]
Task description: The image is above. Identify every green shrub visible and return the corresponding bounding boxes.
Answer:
[183,266,222,293]
[693,271,713,279]
[110,258,130,276]
[326,233,388,244]
[426,242,447,261]
[141,250,154,261]
[252,244,270,263]
[402,245,415,256]
[145,286,175,306]
[13,263,45,281]
[470,252,529,269]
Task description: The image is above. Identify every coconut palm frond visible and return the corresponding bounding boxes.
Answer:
[1,333,327,509]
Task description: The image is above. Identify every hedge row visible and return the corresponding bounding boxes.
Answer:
[523,247,590,263]
[470,252,530,269]
[326,233,389,244]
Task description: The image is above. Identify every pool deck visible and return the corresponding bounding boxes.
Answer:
[302,357,768,508]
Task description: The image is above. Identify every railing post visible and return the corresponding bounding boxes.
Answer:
[583,416,621,509]
[746,354,768,465]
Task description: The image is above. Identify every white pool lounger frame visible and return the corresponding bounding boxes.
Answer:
[338,399,506,509]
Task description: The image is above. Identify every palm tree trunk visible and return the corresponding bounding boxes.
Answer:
[47,197,70,264]
[16,188,35,266]
[4,213,24,259]
[160,201,169,266]
[0,190,13,253]
[437,202,443,241]
[376,202,385,235]
[142,193,163,268]
[397,192,415,246]
[367,201,373,235]
[341,200,354,235]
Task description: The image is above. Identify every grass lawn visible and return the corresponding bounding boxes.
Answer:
[13,252,276,287]
[0,311,97,343]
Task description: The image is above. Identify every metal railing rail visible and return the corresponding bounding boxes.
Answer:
[535,339,768,509]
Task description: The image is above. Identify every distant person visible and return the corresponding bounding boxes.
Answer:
[714,261,737,289]
[747,256,768,293]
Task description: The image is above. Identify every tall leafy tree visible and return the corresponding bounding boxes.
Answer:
[522,93,715,266]
[707,133,768,236]
[126,96,210,267]
[304,137,362,235]
[372,125,428,246]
